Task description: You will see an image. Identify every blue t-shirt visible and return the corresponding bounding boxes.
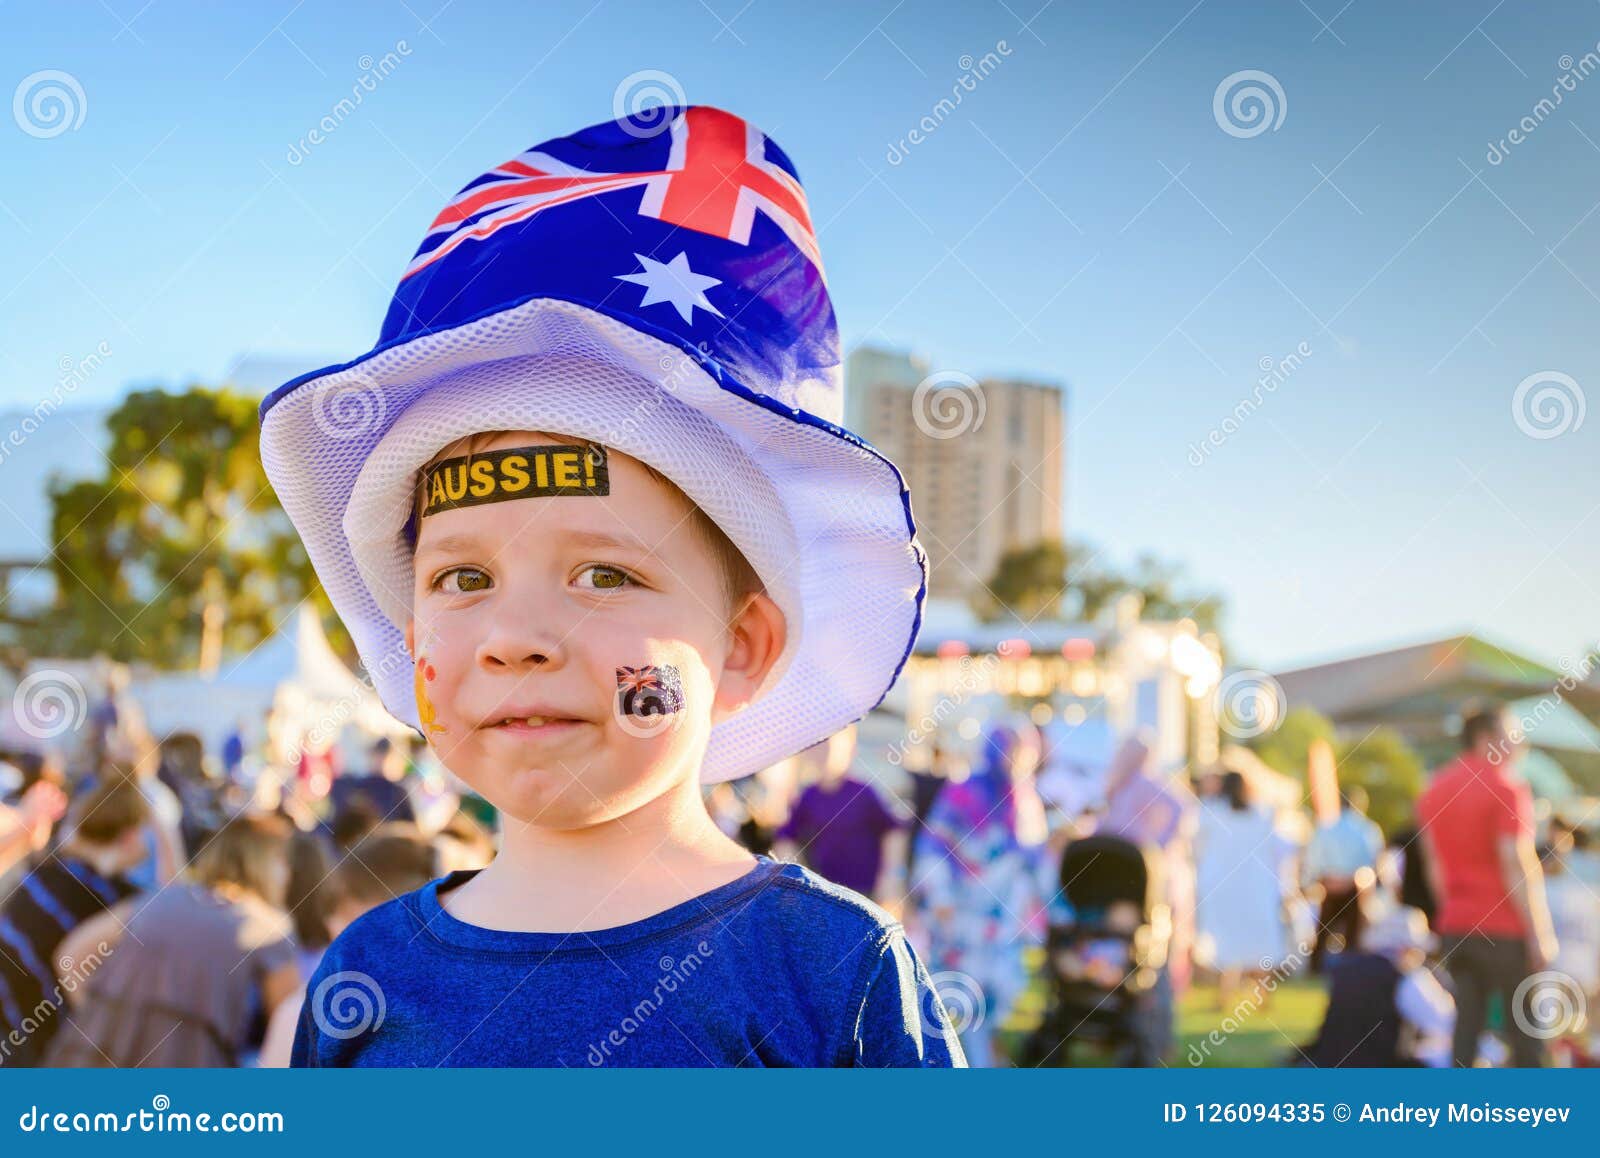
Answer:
[291,855,966,1067]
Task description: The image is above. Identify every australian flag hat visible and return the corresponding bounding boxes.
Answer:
[259,106,927,783]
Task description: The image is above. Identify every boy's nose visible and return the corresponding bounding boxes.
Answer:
[475,612,570,673]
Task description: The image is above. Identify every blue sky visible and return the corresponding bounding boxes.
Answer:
[2,0,1595,672]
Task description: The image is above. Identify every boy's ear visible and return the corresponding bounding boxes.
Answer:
[404,619,415,656]
[712,593,787,720]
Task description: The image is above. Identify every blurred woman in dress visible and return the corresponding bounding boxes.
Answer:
[911,720,1052,1066]
[1193,770,1299,1011]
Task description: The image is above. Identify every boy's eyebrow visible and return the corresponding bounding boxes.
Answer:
[561,528,654,555]
[414,532,485,559]
[415,527,654,559]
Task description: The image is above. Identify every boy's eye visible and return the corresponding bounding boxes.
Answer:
[575,564,634,591]
[434,566,492,594]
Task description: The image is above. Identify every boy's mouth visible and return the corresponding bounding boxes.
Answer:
[481,713,588,738]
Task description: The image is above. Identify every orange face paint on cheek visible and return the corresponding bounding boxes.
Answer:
[413,622,449,737]
[414,656,448,737]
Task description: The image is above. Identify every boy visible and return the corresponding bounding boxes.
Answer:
[262,105,962,1066]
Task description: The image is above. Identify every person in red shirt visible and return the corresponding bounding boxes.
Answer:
[1416,705,1558,1067]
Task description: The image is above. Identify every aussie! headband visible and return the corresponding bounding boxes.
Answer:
[420,444,610,517]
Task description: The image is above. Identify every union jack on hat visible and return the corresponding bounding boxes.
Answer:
[258,106,927,784]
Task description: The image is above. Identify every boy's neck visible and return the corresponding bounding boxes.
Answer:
[446,774,757,933]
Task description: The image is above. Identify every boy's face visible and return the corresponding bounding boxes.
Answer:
[406,430,780,830]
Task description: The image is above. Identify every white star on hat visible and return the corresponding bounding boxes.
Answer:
[614,251,725,324]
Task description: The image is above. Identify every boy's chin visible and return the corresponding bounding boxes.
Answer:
[463,759,678,830]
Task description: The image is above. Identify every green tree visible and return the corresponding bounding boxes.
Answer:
[1333,728,1427,837]
[975,539,1070,621]
[1249,707,1425,837]
[975,536,1224,637]
[27,387,342,668]
[1124,551,1225,636]
[1250,707,1335,779]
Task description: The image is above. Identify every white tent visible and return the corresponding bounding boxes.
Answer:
[131,604,412,759]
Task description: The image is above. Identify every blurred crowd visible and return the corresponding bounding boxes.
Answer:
[715,702,1599,1069]
[3,679,1596,1069]
[0,682,492,1067]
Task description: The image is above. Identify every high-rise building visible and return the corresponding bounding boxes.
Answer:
[845,346,1065,600]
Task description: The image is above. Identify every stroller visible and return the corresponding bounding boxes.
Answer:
[1020,834,1171,1066]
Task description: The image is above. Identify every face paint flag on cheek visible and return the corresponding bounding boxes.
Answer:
[617,665,684,716]
[614,668,684,742]
[614,665,685,739]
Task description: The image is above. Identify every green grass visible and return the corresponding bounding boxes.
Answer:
[994,949,1329,1067]
[1177,979,1328,1068]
